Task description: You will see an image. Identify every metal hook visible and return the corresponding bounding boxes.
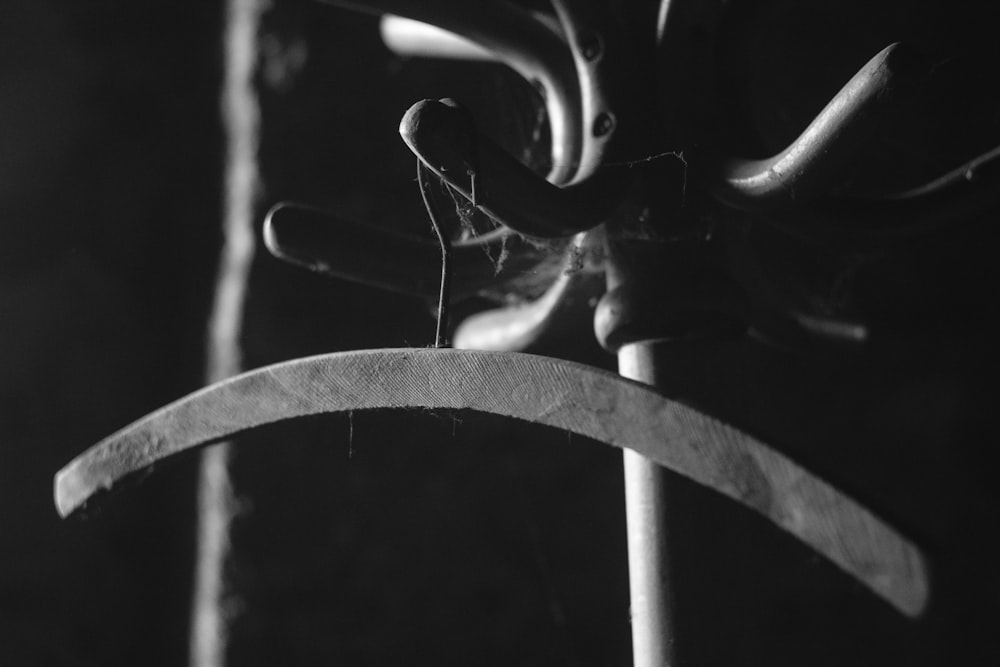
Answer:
[453,232,604,352]
[755,142,1000,245]
[400,98,624,238]
[398,0,657,238]
[706,42,927,208]
[262,203,554,300]
[319,0,582,185]
[400,2,664,349]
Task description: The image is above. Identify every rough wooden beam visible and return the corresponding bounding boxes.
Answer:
[193,0,264,662]
[54,347,928,618]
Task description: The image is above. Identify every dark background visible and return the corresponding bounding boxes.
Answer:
[2,1,221,663]
[2,0,999,665]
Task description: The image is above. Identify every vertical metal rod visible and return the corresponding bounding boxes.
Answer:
[619,342,676,667]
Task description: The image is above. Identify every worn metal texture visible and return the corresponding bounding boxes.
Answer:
[55,347,928,618]
[710,42,925,207]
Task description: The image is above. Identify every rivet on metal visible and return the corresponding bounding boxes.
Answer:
[593,111,615,138]
[579,32,602,61]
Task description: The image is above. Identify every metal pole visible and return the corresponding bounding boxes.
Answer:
[619,342,676,667]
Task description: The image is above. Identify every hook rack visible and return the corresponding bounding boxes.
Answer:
[54,1,1000,664]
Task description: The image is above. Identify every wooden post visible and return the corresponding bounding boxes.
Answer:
[191,0,263,664]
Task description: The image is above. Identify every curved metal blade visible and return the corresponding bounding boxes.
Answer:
[54,347,928,618]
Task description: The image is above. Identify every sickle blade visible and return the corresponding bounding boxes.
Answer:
[54,347,928,617]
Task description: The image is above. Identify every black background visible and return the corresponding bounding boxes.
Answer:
[2,0,999,665]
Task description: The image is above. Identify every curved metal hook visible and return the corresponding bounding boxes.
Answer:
[764,142,1000,244]
[55,348,928,618]
[454,269,604,352]
[379,15,496,62]
[398,1,656,238]
[707,42,927,208]
[452,231,604,352]
[400,99,624,238]
[549,0,652,181]
[397,2,660,342]
[670,37,1000,244]
[320,0,582,185]
[379,12,566,63]
[263,202,553,300]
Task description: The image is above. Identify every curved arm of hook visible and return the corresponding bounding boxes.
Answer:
[549,0,651,182]
[453,231,604,352]
[379,15,494,61]
[55,348,928,618]
[749,143,1000,245]
[262,202,549,300]
[379,12,565,62]
[454,271,605,352]
[400,99,625,238]
[707,42,926,209]
[320,0,581,185]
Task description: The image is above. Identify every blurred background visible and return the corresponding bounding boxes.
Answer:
[2,0,999,665]
[1,1,220,663]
